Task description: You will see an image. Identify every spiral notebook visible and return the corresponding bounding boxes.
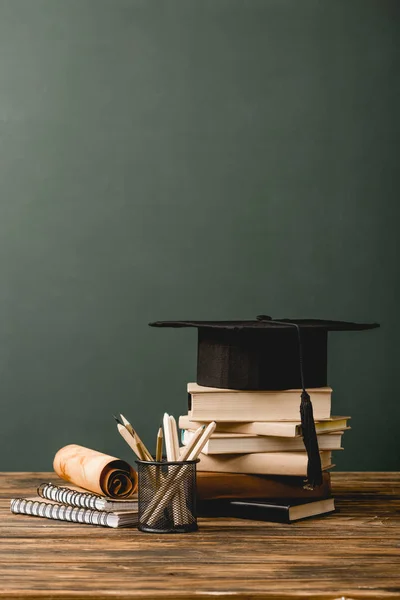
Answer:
[37,482,138,511]
[10,482,138,529]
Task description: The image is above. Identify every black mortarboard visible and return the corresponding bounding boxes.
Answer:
[149,315,379,488]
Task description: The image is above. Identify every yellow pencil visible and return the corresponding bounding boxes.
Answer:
[134,435,148,461]
[156,427,163,461]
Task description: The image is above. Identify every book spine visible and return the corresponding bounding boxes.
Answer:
[37,483,104,511]
[229,501,290,523]
[196,472,331,501]
[197,451,332,475]
[10,498,112,527]
[196,499,290,522]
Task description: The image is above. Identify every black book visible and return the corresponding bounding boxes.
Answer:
[198,497,335,523]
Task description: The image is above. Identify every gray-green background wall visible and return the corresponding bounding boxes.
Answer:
[0,0,398,471]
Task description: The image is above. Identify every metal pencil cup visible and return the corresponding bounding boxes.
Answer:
[136,459,199,533]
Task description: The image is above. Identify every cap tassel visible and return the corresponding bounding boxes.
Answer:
[300,390,323,489]
[256,315,323,489]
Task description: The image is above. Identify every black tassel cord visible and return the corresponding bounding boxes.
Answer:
[256,316,323,488]
[287,324,323,489]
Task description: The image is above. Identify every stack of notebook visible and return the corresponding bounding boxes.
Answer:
[10,483,138,528]
[179,383,350,521]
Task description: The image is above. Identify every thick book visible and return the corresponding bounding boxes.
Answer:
[183,429,343,454]
[179,414,350,438]
[10,497,138,528]
[197,451,333,476]
[198,497,335,523]
[187,383,332,421]
[197,471,332,501]
[37,482,138,511]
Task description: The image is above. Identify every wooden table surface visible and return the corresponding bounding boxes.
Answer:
[1,472,399,600]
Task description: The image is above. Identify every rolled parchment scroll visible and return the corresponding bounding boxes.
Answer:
[53,444,137,498]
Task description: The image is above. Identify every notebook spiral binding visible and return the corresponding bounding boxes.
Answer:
[37,482,105,511]
[10,497,112,527]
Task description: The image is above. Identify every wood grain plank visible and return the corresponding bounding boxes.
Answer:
[0,472,399,599]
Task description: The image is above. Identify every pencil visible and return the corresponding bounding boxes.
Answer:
[156,427,163,461]
[169,415,181,460]
[163,413,174,461]
[163,413,183,525]
[116,421,156,486]
[179,425,205,460]
[169,415,186,523]
[119,414,135,437]
[113,414,123,426]
[134,434,148,461]
[117,423,142,460]
[134,433,153,461]
[120,413,152,460]
[182,422,216,461]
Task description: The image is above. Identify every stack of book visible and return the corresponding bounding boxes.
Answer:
[179,383,349,522]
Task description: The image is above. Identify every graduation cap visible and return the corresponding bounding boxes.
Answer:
[149,315,379,488]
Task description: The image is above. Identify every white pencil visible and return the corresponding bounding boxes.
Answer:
[179,425,204,459]
[163,413,182,525]
[169,415,188,523]
[163,413,174,461]
[169,415,181,460]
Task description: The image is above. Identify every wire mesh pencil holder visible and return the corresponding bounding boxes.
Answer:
[136,459,199,533]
